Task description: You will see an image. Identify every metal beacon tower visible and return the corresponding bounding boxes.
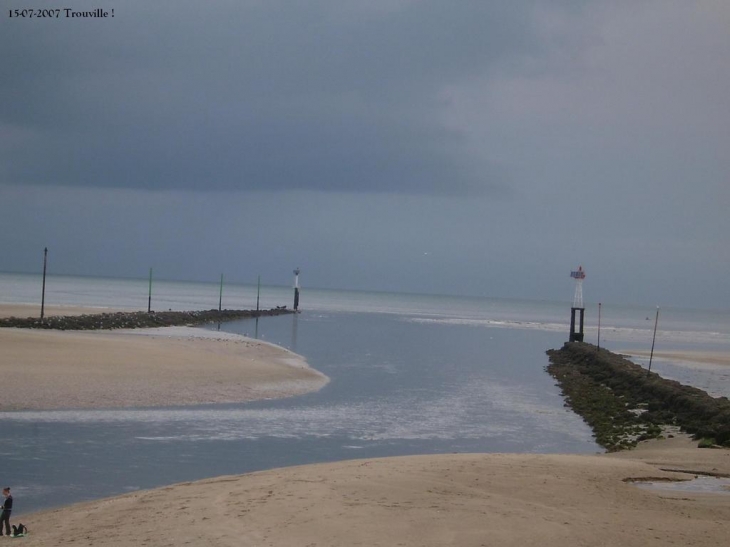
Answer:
[569,266,586,342]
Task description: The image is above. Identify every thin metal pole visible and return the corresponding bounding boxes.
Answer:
[218,273,224,311]
[256,275,261,312]
[647,307,660,375]
[597,302,602,351]
[147,268,153,313]
[40,247,48,319]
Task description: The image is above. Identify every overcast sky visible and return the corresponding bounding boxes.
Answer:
[1,1,728,309]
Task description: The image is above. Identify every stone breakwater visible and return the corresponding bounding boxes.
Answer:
[547,342,730,451]
[0,308,294,330]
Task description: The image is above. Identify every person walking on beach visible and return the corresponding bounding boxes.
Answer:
[0,487,12,536]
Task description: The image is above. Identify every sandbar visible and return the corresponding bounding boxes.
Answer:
[0,326,328,411]
[0,303,130,319]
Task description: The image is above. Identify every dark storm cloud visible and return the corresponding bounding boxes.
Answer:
[2,1,729,309]
[1,1,549,194]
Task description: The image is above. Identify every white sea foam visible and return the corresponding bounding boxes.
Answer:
[0,375,590,444]
[404,316,729,345]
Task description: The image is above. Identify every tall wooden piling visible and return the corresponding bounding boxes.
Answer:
[40,247,48,319]
[147,268,153,313]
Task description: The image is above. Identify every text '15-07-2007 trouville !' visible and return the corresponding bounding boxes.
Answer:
[8,8,115,18]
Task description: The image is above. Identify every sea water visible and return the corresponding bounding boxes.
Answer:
[0,273,728,514]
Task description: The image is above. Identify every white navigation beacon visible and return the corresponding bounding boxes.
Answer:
[569,265,586,342]
[570,265,585,308]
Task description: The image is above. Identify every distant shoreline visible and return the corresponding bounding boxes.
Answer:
[0,303,131,319]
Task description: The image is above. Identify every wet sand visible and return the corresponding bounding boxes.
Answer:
[623,349,730,368]
[0,303,130,319]
[0,326,328,411]
[14,435,730,547]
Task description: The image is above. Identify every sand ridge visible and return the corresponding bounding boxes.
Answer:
[0,304,130,319]
[0,326,328,411]
[15,443,730,547]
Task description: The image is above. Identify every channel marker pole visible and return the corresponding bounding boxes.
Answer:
[40,247,48,319]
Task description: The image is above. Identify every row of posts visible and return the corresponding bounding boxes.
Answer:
[37,248,301,319]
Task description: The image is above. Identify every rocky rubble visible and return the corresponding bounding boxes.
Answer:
[0,308,294,331]
[547,342,730,451]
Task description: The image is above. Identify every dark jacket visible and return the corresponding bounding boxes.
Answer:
[1,496,12,513]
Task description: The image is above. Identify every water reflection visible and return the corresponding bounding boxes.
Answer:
[634,475,730,494]
[2,311,598,514]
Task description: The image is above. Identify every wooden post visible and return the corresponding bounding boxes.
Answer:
[597,302,602,351]
[256,275,261,312]
[40,247,48,319]
[147,268,153,313]
[218,273,224,311]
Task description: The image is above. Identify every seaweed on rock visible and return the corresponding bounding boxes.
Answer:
[0,308,294,331]
[547,342,730,451]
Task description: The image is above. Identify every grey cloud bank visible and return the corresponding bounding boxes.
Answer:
[3,0,540,194]
[1,1,728,309]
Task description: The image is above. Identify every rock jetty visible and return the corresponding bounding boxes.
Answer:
[547,342,730,451]
[0,308,294,331]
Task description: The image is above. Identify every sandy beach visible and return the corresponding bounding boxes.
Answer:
[12,435,729,547]
[0,325,328,411]
[623,349,730,369]
[0,303,131,319]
